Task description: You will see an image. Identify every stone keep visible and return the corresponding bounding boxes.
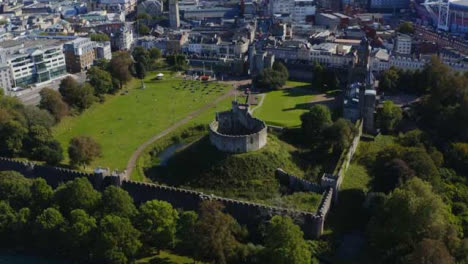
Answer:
[209,101,267,153]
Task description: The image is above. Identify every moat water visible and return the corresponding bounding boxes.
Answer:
[158,143,186,166]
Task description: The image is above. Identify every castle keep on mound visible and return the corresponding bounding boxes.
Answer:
[209,101,267,153]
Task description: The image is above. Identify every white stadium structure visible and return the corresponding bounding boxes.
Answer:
[420,0,468,32]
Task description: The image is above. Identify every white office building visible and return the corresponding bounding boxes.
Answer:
[292,0,316,23]
[0,39,67,91]
[395,34,412,55]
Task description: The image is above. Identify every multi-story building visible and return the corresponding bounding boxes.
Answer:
[169,0,180,28]
[395,34,411,55]
[94,41,112,60]
[0,65,13,94]
[0,39,67,91]
[265,40,355,68]
[292,0,315,24]
[270,0,294,15]
[270,0,315,23]
[137,0,163,17]
[371,49,468,72]
[309,43,355,68]
[369,0,409,11]
[110,23,133,50]
[86,0,137,15]
[63,37,96,73]
[315,13,340,30]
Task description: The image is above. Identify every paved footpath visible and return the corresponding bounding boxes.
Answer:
[125,82,246,178]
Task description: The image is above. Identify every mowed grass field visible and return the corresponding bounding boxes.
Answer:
[253,81,316,127]
[53,72,232,171]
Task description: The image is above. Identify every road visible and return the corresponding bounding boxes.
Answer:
[125,80,250,179]
[11,72,86,106]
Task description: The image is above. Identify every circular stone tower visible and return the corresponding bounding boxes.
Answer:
[209,101,267,153]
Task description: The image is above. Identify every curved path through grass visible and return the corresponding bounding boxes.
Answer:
[125,86,237,178]
[53,72,243,172]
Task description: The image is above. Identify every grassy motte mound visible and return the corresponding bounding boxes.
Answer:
[145,134,305,201]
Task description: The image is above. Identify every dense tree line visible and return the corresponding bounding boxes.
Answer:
[253,62,289,90]
[0,171,319,264]
[354,58,468,262]
[89,33,110,42]
[132,46,162,79]
[311,62,339,92]
[166,53,188,71]
[0,92,63,165]
[300,104,358,155]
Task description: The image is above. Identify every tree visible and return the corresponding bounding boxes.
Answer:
[66,209,97,261]
[367,178,459,263]
[323,118,358,154]
[58,76,80,102]
[100,186,137,218]
[195,201,243,264]
[300,104,332,146]
[166,54,187,71]
[135,61,146,79]
[53,177,101,214]
[90,33,110,42]
[137,12,152,20]
[34,208,66,253]
[30,178,53,213]
[137,200,179,252]
[417,57,468,141]
[0,200,16,243]
[138,23,150,35]
[94,215,141,264]
[87,66,113,95]
[408,239,454,264]
[402,148,440,184]
[371,158,414,193]
[254,63,289,90]
[398,21,415,34]
[33,140,64,165]
[132,46,150,68]
[68,136,102,168]
[0,171,31,209]
[377,101,402,133]
[176,211,198,255]
[0,119,27,156]
[264,215,312,264]
[59,77,95,111]
[448,142,468,175]
[22,105,55,128]
[312,62,338,91]
[109,51,133,87]
[149,48,162,60]
[273,62,289,81]
[24,125,63,165]
[379,67,400,93]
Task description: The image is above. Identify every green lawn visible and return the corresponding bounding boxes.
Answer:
[253,84,316,127]
[131,95,235,181]
[341,163,371,192]
[53,72,231,171]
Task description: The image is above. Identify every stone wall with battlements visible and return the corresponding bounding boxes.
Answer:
[321,119,363,201]
[276,168,323,193]
[0,157,326,238]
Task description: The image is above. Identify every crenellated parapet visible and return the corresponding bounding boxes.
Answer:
[209,101,268,153]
